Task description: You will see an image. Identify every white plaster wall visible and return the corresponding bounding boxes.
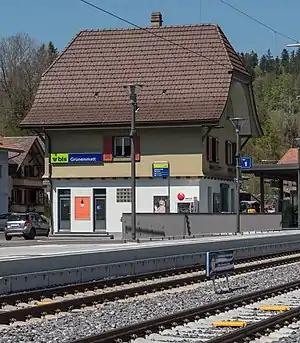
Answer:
[200,179,235,213]
[0,151,9,215]
[52,178,234,234]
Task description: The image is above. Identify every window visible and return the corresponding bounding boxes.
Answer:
[26,189,37,204]
[104,136,140,162]
[225,141,237,165]
[116,188,132,203]
[220,183,229,212]
[206,137,219,163]
[24,165,35,178]
[37,190,45,205]
[114,137,131,158]
[12,189,23,204]
[213,193,221,213]
[8,164,18,177]
[8,213,28,221]
[231,188,235,212]
[58,189,71,196]
[207,187,212,213]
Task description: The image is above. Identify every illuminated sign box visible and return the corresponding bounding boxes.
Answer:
[50,153,103,164]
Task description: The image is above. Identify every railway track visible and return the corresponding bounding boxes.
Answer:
[66,279,300,343]
[0,251,300,326]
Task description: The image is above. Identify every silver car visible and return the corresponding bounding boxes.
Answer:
[0,213,10,231]
[4,212,50,240]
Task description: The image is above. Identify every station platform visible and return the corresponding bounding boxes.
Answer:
[1,230,300,294]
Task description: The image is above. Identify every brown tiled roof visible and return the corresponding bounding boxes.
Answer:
[0,137,23,153]
[21,23,249,127]
[4,136,44,166]
[278,148,297,164]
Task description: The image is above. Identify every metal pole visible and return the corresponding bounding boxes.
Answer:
[297,142,300,230]
[129,85,137,241]
[235,126,241,234]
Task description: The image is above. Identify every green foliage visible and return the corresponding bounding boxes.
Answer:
[239,48,300,194]
[0,34,59,136]
[240,48,300,154]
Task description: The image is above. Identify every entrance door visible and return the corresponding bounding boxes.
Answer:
[58,189,71,231]
[220,183,229,212]
[93,189,106,232]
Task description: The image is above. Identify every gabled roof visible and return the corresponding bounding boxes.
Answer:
[277,148,297,164]
[4,136,44,167]
[21,22,250,128]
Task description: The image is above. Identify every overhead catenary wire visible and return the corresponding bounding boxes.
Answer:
[219,0,299,44]
[79,0,232,71]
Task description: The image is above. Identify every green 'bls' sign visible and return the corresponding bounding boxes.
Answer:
[50,153,69,164]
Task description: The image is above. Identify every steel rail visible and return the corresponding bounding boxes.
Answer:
[0,252,299,325]
[207,304,300,343]
[60,284,300,342]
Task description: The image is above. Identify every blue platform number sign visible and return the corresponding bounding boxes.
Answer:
[240,156,252,169]
[206,250,235,278]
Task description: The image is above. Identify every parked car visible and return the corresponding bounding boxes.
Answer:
[0,213,10,231]
[4,212,50,240]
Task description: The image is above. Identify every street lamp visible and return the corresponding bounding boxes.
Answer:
[287,43,300,48]
[124,84,142,241]
[230,117,246,234]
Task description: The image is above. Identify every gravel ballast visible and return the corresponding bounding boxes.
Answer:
[2,262,300,343]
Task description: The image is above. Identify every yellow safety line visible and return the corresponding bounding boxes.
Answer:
[37,301,54,306]
[259,306,290,311]
[212,321,248,327]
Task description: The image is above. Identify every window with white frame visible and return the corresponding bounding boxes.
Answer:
[113,137,131,158]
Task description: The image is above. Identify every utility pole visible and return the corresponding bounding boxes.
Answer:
[124,84,141,241]
[230,117,246,234]
[296,138,300,230]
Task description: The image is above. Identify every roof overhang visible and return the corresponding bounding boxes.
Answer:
[19,119,220,131]
[0,146,24,153]
[242,163,298,181]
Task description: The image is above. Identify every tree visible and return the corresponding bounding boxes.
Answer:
[0,34,59,135]
[281,49,290,73]
[47,41,59,63]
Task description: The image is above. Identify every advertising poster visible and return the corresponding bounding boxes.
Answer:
[75,196,91,220]
[206,250,235,278]
[153,195,169,213]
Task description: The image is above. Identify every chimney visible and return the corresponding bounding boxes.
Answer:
[151,12,163,27]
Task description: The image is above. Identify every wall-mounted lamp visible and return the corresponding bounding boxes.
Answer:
[80,199,84,207]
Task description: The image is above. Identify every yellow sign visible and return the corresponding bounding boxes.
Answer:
[50,153,69,164]
[153,162,169,169]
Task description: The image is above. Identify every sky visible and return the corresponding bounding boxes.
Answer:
[1,0,300,57]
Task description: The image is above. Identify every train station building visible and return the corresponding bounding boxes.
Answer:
[20,12,262,237]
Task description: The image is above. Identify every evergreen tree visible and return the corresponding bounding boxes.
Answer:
[281,49,290,73]
[47,41,59,63]
[259,55,267,73]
